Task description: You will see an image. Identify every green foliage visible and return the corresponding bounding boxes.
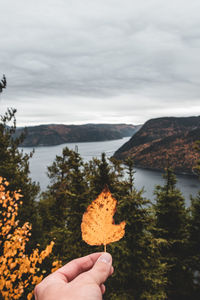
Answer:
[85,152,121,196]
[154,168,188,240]
[0,108,40,244]
[154,167,192,300]
[124,156,135,192]
[189,191,200,298]
[106,172,166,299]
[39,147,93,261]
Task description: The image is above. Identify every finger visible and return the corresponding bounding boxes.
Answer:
[56,252,103,282]
[100,284,106,294]
[86,252,112,285]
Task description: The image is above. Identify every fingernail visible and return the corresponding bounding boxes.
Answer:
[98,253,112,264]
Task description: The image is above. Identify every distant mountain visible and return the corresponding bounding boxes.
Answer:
[16,123,141,147]
[114,116,200,175]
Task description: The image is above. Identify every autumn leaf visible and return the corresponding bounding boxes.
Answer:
[0,177,60,300]
[81,186,126,249]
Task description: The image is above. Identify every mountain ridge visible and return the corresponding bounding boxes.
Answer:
[16,123,141,147]
[114,116,200,175]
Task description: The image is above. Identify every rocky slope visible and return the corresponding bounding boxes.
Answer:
[16,123,140,147]
[114,116,200,175]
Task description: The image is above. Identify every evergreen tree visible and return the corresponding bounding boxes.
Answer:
[87,152,116,194]
[189,146,200,297]
[85,153,125,199]
[105,158,166,300]
[0,108,40,244]
[124,156,135,193]
[39,147,92,262]
[154,167,192,300]
[189,192,200,298]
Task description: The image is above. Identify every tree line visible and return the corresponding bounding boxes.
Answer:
[0,106,200,299]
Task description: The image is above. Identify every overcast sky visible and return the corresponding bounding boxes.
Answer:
[0,0,200,126]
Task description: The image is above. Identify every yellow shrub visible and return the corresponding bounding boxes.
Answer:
[0,177,61,299]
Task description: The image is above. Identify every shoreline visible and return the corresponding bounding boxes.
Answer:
[18,136,131,148]
[134,164,199,178]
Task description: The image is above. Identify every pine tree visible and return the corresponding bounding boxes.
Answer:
[124,156,135,193]
[85,153,124,199]
[0,108,40,245]
[154,167,192,300]
[189,144,200,297]
[189,192,200,298]
[87,152,115,194]
[38,147,92,262]
[105,158,166,300]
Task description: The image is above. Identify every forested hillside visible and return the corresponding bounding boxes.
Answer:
[114,116,200,175]
[15,123,140,147]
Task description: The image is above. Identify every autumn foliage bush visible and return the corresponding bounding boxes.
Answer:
[0,177,61,300]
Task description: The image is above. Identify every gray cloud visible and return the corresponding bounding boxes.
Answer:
[0,0,200,125]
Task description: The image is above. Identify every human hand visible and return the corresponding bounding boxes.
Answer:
[34,252,113,300]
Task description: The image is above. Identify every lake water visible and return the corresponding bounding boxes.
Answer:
[21,137,200,206]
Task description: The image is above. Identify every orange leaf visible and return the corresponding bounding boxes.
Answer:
[81,186,125,247]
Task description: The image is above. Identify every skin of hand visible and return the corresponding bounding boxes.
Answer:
[34,252,113,300]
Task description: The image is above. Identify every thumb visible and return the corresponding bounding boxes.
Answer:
[87,252,112,285]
